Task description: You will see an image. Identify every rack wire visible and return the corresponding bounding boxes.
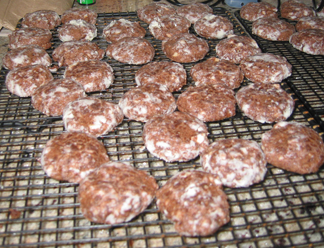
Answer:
[1,7,324,247]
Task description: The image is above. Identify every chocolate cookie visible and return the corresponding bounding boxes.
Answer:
[58,20,97,42]
[137,2,176,24]
[61,8,97,25]
[261,121,324,174]
[79,161,158,224]
[236,83,295,123]
[201,139,267,188]
[296,16,324,31]
[176,3,213,24]
[289,29,324,55]
[240,2,278,21]
[280,0,315,21]
[41,132,110,183]
[156,170,229,236]
[21,10,61,30]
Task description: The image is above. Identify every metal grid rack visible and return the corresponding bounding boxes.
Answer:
[1,7,324,247]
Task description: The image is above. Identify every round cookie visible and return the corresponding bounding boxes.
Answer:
[261,121,324,174]
[149,14,191,41]
[21,10,61,30]
[52,41,105,67]
[5,64,53,97]
[190,57,243,89]
[156,170,229,236]
[252,17,295,41]
[240,53,292,84]
[236,83,295,123]
[296,16,324,31]
[177,85,236,122]
[61,8,97,25]
[215,35,261,64]
[194,14,234,39]
[162,33,209,63]
[240,2,278,21]
[103,19,146,43]
[280,0,315,21]
[119,83,176,122]
[2,45,51,70]
[41,132,110,183]
[176,3,213,24]
[106,37,155,65]
[201,139,267,188]
[8,27,52,50]
[58,19,97,42]
[63,97,124,137]
[289,29,324,55]
[79,161,158,224]
[64,60,114,92]
[137,2,176,24]
[135,61,186,92]
[31,78,86,116]
[143,111,209,162]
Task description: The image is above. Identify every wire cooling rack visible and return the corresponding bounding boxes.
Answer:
[1,7,324,247]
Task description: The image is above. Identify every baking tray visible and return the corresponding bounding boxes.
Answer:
[1,7,324,247]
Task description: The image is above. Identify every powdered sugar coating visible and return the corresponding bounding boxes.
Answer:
[79,161,158,224]
[63,97,123,137]
[58,19,97,42]
[135,61,186,92]
[156,170,229,236]
[31,78,86,116]
[61,8,97,25]
[261,121,324,174]
[296,16,324,31]
[280,0,315,21]
[177,85,236,122]
[194,14,234,39]
[106,37,155,65]
[137,2,176,24]
[2,45,51,70]
[216,35,261,64]
[103,19,146,43]
[252,17,295,41]
[119,83,176,122]
[143,111,209,162]
[176,3,213,24]
[41,132,110,183]
[289,29,324,55]
[22,10,61,30]
[201,139,267,188]
[190,57,243,89]
[240,53,292,83]
[6,64,53,97]
[64,60,114,92]
[240,2,278,21]
[236,83,295,123]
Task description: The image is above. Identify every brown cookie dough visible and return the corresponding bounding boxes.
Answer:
[63,97,124,137]
[252,17,295,41]
[280,0,315,21]
[41,132,110,183]
[143,111,209,162]
[78,161,158,224]
[8,27,52,50]
[156,170,229,236]
[61,8,97,25]
[162,33,209,63]
[215,35,261,64]
[149,14,191,41]
[64,60,114,92]
[21,10,61,30]
[106,37,155,65]
[261,121,324,174]
[119,83,176,122]
[176,3,213,24]
[137,2,176,24]
[5,64,53,97]
[52,41,105,67]
[177,85,236,122]
[240,53,292,84]
[2,45,52,70]
[296,16,324,31]
[58,20,97,42]
[190,57,243,89]
[135,61,186,92]
[103,19,146,43]
[31,78,86,116]
[194,14,234,39]
[289,29,324,55]
[201,139,267,188]
[240,2,278,21]
[236,83,295,123]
